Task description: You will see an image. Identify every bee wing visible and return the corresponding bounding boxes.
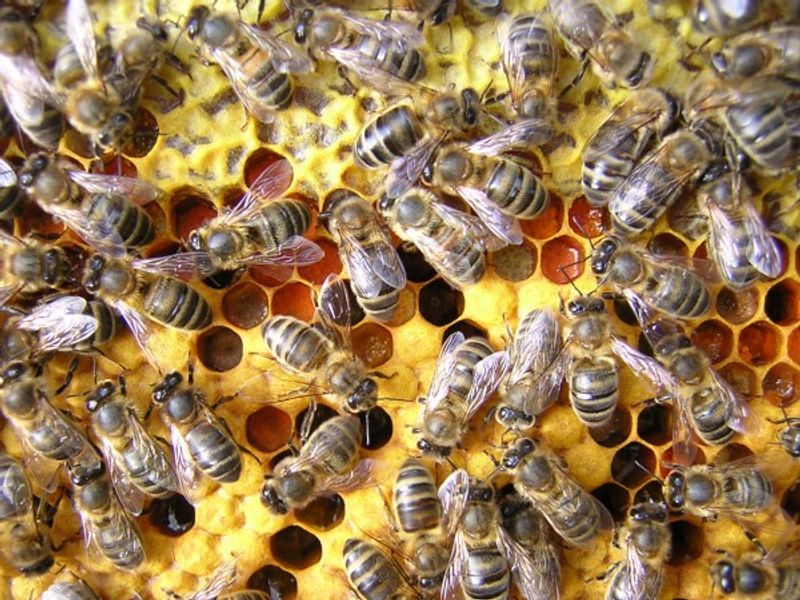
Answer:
[434,200,507,252]
[467,119,553,155]
[336,225,405,298]
[317,274,355,355]
[65,0,101,84]
[610,336,677,395]
[316,458,377,496]
[241,235,324,268]
[742,200,783,278]
[337,10,424,46]
[239,24,313,74]
[640,250,720,285]
[497,525,560,600]
[189,559,238,600]
[126,407,179,491]
[17,296,98,353]
[618,542,659,600]
[385,136,440,199]
[508,309,560,385]
[438,468,470,537]
[169,424,206,506]
[0,158,18,187]
[43,202,128,258]
[425,331,466,412]
[131,253,216,279]
[0,455,33,518]
[219,159,293,227]
[609,152,696,219]
[77,503,107,564]
[67,171,162,206]
[326,45,422,96]
[100,439,145,517]
[464,351,508,422]
[441,530,468,600]
[3,420,60,495]
[708,367,760,436]
[111,299,160,372]
[210,46,276,124]
[0,58,61,108]
[708,200,749,286]
[1,84,63,148]
[457,185,524,246]
[582,109,661,163]
[0,283,23,308]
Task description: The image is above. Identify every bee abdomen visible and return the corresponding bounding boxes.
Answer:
[95,521,144,569]
[80,300,119,349]
[569,359,618,427]
[394,459,440,533]
[343,538,403,600]
[709,226,759,289]
[262,316,331,373]
[582,135,643,207]
[450,338,492,399]
[726,103,790,170]
[22,108,65,151]
[249,58,293,110]
[119,445,176,497]
[250,199,312,251]
[352,35,426,83]
[508,15,556,77]
[354,106,424,168]
[308,415,361,475]
[356,284,400,322]
[463,546,510,600]
[143,277,212,330]
[722,470,772,511]
[647,267,710,318]
[440,235,486,286]
[690,391,734,446]
[185,422,241,483]
[486,160,548,219]
[82,193,154,248]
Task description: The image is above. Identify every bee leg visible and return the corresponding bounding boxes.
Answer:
[559,57,590,98]
[54,356,82,395]
[147,75,186,113]
[335,65,358,97]
[743,530,768,557]
[591,560,620,581]
[370,370,397,379]
[257,0,265,24]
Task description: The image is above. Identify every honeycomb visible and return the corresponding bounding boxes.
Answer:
[1,0,799,598]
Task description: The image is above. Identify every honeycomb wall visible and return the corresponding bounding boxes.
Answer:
[1,0,799,598]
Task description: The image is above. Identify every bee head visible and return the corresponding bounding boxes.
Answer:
[345,378,377,412]
[501,437,535,469]
[664,470,685,510]
[152,371,184,404]
[293,8,314,45]
[186,5,210,41]
[590,237,621,277]
[711,560,736,594]
[566,296,604,317]
[496,393,534,430]
[466,479,493,502]
[376,193,397,217]
[93,111,134,156]
[82,254,107,293]
[416,438,450,459]
[86,380,116,413]
[187,229,204,252]
[629,500,668,523]
[260,476,289,514]
[136,17,169,42]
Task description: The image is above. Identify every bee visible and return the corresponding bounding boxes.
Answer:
[0,7,66,150]
[262,275,381,415]
[322,190,406,322]
[260,413,373,515]
[697,161,783,290]
[663,454,777,523]
[343,537,418,600]
[498,437,613,546]
[712,23,800,80]
[18,153,159,254]
[292,6,426,95]
[591,235,714,319]
[42,581,101,600]
[548,0,653,89]
[186,5,312,124]
[604,501,670,600]
[148,159,322,278]
[415,331,505,459]
[0,158,24,220]
[150,368,242,504]
[608,125,717,240]
[82,253,213,369]
[690,0,778,37]
[686,74,797,172]
[492,308,563,432]
[711,544,800,598]
[86,378,179,516]
[497,487,561,600]
[581,88,678,208]
[391,458,449,596]
[0,296,100,365]
[0,452,56,575]
[626,301,756,462]
[0,360,104,491]
[498,12,559,130]
[71,471,145,570]
[769,406,800,460]
[378,187,504,290]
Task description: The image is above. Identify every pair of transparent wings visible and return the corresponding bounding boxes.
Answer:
[498,12,558,108]
[0,454,33,522]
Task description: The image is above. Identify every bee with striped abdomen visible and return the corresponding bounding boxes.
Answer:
[42,580,101,600]
[711,543,800,598]
[712,23,800,80]
[343,537,418,600]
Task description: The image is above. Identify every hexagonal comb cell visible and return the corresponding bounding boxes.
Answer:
[739,321,782,366]
[541,236,584,284]
[765,279,800,326]
[492,243,537,282]
[197,326,243,372]
[171,188,217,242]
[647,232,688,257]
[790,327,800,366]
[359,407,393,450]
[611,442,656,489]
[589,408,632,448]
[666,521,704,566]
[244,148,292,187]
[271,282,315,321]
[398,245,437,283]
[719,362,757,398]
[691,319,733,363]
[149,494,195,537]
[352,323,393,368]
[568,196,606,239]
[270,526,322,570]
[717,287,760,325]
[763,363,800,407]
[419,279,464,326]
[297,239,342,285]
[637,403,672,447]
[247,564,298,599]
[223,282,269,329]
[443,319,487,341]
[124,107,160,157]
[591,482,629,521]
[246,406,293,452]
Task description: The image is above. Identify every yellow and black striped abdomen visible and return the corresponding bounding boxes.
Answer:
[394,458,441,533]
[142,276,212,330]
[484,158,547,219]
[262,315,331,374]
[462,544,510,600]
[354,106,424,168]
[82,193,154,249]
[449,337,492,401]
[239,45,293,111]
[249,199,311,251]
[350,34,425,84]
[343,538,405,600]
[568,356,619,428]
[507,14,556,81]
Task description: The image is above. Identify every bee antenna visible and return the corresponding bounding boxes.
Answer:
[571,216,598,249]
[556,260,588,296]
[633,459,661,482]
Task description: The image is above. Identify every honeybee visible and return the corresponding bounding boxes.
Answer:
[712,23,800,79]
[378,187,504,290]
[625,300,756,462]
[582,88,678,207]
[439,470,548,600]
[391,458,449,596]
[182,559,272,599]
[686,74,797,172]
[82,253,212,369]
[0,6,66,150]
[415,331,505,459]
[150,368,242,504]
[42,581,101,600]
[0,296,100,365]
[591,235,714,319]
[148,159,322,278]
[186,5,312,124]
[71,471,145,570]
[86,378,179,516]
[548,0,653,89]
[711,544,800,598]
[262,275,382,415]
[498,437,613,546]
[322,190,406,322]
[18,153,160,255]
[608,125,717,240]
[0,452,56,575]
[498,12,559,129]
[343,537,418,600]
[691,0,778,37]
[0,360,103,492]
[770,406,800,459]
[604,501,670,600]
[663,453,783,533]
[492,308,563,432]
[260,413,374,515]
[497,487,561,600]
[292,6,426,95]
[697,162,783,290]
[0,158,24,220]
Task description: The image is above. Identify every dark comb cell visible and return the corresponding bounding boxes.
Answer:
[398,245,437,283]
[419,279,464,326]
[223,282,269,329]
[149,494,195,537]
[637,403,672,446]
[295,403,339,441]
[247,406,293,452]
[170,189,216,242]
[245,148,291,187]
[611,442,656,488]
[443,320,487,342]
[667,520,704,566]
[589,408,631,448]
[765,280,800,325]
[123,107,159,157]
[691,320,733,363]
[247,564,298,599]
[197,326,243,372]
[591,482,629,521]
[359,406,393,450]
[716,287,759,325]
[270,526,322,570]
